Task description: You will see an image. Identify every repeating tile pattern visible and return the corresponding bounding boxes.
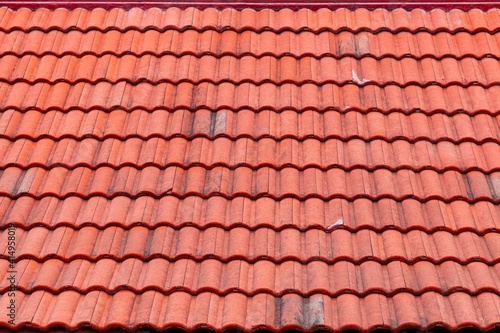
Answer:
[0,6,500,332]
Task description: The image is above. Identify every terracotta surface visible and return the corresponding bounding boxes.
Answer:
[0,6,500,332]
[4,1,500,11]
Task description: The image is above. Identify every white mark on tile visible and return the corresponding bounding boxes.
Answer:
[327,217,344,231]
[452,15,463,27]
[351,70,370,85]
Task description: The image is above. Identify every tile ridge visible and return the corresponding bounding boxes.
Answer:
[2,134,500,147]
[5,250,500,266]
[4,222,499,239]
[2,190,499,204]
[5,283,500,299]
[0,101,499,117]
[2,50,499,61]
[2,25,500,35]
[4,77,500,90]
[3,161,500,175]
[3,1,500,11]
[2,290,500,333]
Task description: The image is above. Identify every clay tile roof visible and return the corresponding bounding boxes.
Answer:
[0,5,500,333]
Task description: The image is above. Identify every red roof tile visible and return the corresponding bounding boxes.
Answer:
[0,6,500,333]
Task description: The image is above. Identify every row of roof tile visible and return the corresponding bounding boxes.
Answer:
[3,290,499,331]
[1,166,499,201]
[2,137,500,173]
[2,7,500,33]
[2,30,500,58]
[2,258,499,296]
[4,55,500,87]
[1,226,499,263]
[3,196,500,232]
[2,82,500,113]
[2,109,499,143]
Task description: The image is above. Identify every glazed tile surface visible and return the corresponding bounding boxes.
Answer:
[0,6,500,332]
